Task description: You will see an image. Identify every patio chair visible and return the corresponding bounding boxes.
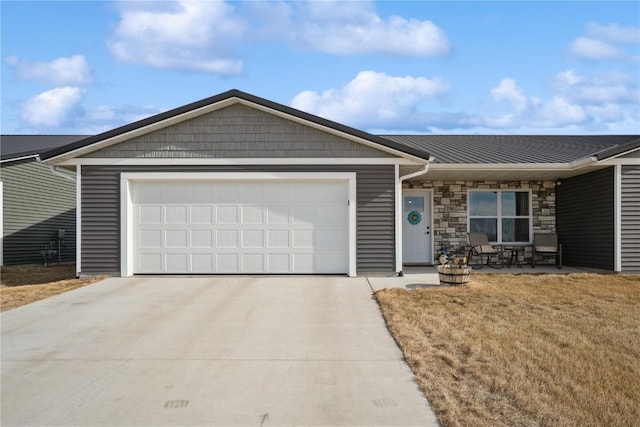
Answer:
[467,232,504,269]
[532,232,562,269]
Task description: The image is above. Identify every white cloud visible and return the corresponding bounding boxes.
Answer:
[587,22,640,44]
[107,1,245,75]
[555,69,638,104]
[21,87,83,127]
[482,71,638,131]
[568,22,639,61]
[5,55,93,85]
[490,78,529,113]
[290,71,450,129]
[568,37,627,61]
[254,1,450,56]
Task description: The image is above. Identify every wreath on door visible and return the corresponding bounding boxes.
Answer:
[407,211,422,225]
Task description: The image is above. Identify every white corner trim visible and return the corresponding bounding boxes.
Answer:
[614,164,622,272]
[395,164,402,272]
[76,165,82,276]
[118,171,358,277]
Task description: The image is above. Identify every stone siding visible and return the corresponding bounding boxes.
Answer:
[404,179,556,261]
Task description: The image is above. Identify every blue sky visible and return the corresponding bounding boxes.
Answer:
[2,1,639,135]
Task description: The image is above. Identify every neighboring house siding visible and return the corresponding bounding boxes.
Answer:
[621,165,640,272]
[84,104,392,159]
[1,159,76,265]
[81,165,395,275]
[557,167,614,270]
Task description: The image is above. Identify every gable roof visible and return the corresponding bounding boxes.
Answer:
[1,135,87,161]
[40,89,432,163]
[380,135,640,164]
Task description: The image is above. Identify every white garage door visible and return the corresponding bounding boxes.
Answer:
[131,180,349,274]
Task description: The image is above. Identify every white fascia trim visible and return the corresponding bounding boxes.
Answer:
[429,161,595,172]
[119,171,358,277]
[44,96,428,164]
[597,146,640,162]
[598,158,640,166]
[56,157,419,166]
[0,154,39,164]
[76,165,82,277]
[614,164,622,272]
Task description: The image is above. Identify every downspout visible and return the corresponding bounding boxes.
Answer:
[396,156,434,276]
[400,156,434,181]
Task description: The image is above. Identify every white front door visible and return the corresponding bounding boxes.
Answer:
[402,189,432,264]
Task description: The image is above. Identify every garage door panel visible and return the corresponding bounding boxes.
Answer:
[140,230,162,248]
[140,253,162,272]
[191,230,213,248]
[216,183,241,203]
[242,230,264,248]
[242,253,264,272]
[217,230,239,248]
[165,230,187,248]
[316,228,347,250]
[166,253,188,272]
[241,205,264,224]
[217,253,239,272]
[191,205,213,223]
[292,253,313,272]
[165,206,187,224]
[217,205,239,223]
[266,205,290,224]
[293,229,313,248]
[140,205,162,224]
[291,205,315,224]
[191,253,214,272]
[132,180,348,274]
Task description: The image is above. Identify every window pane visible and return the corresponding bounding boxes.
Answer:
[404,196,424,211]
[502,218,529,242]
[469,192,497,216]
[502,192,529,216]
[470,218,497,242]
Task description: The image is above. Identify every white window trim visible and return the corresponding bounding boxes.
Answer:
[120,172,357,277]
[467,189,533,244]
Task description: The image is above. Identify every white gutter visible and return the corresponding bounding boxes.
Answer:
[34,156,77,182]
[0,154,39,164]
[400,156,434,181]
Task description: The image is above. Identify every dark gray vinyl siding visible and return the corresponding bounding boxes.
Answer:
[84,104,391,159]
[1,159,75,265]
[81,165,395,275]
[557,167,614,270]
[621,165,640,272]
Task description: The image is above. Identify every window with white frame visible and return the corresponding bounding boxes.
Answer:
[468,190,531,243]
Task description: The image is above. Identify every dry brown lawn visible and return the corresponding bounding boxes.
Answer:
[1,264,108,312]
[376,273,640,427]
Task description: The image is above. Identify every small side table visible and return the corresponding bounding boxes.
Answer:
[504,246,527,268]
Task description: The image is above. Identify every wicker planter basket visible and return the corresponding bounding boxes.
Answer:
[437,265,472,286]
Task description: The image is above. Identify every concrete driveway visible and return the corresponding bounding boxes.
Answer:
[1,276,439,427]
